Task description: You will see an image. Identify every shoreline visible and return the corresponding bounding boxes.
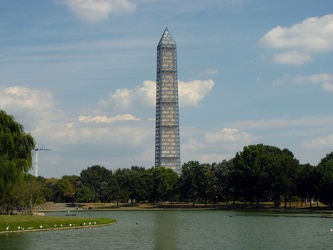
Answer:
[0,222,117,235]
[33,202,333,214]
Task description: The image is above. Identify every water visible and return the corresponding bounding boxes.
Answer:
[1,210,333,250]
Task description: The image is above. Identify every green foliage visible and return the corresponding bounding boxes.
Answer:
[148,167,178,202]
[9,174,45,214]
[179,161,218,206]
[212,160,234,204]
[42,178,59,202]
[80,165,112,202]
[315,153,333,208]
[296,164,316,207]
[261,148,299,208]
[30,148,328,209]
[75,185,97,203]
[231,144,300,207]
[0,110,35,211]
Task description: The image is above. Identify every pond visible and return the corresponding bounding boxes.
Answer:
[1,210,333,249]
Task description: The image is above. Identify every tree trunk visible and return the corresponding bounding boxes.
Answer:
[29,194,33,215]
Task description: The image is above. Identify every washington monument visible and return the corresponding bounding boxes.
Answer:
[155,28,181,174]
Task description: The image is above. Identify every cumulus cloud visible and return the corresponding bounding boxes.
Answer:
[180,126,258,164]
[230,116,333,131]
[78,114,140,124]
[273,73,333,92]
[0,86,58,130]
[293,74,333,92]
[198,69,219,76]
[182,138,206,153]
[98,80,155,111]
[273,51,313,65]
[302,134,333,149]
[57,0,136,22]
[1,86,54,111]
[260,14,333,65]
[205,128,256,144]
[0,85,155,176]
[0,85,148,145]
[98,79,215,111]
[179,79,215,107]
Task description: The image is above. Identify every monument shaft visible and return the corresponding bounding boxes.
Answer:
[155,28,181,173]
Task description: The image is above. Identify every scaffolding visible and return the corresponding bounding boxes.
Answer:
[155,28,181,174]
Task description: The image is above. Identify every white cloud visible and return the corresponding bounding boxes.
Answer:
[0,86,58,130]
[230,116,333,131]
[182,138,206,153]
[273,73,333,93]
[178,79,215,107]
[0,85,156,176]
[98,79,215,111]
[260,14,333,65]
[322,82,333,92]
[78,114,140,124]
[0,82,214,176]
[199,69,219,76]
[302,134,333,149]
[57,0,136,22]
[1,86,53,110]
[180,126,257,164]
[98,80,156,112]
[293,74,333,92]
[0,84,149,150]
[273,51,313,65]
[293,74,333,85]
[205,128,255,144]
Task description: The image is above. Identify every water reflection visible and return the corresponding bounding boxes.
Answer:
[1,210,333,249]
[154,211,178,250]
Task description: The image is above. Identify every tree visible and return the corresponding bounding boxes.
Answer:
[75,184,97,203]
[231,144,299,208]
[79,165,112,202]
[56,178,75,203]
[42,178,59,202]
[296,164,316,207]
[113,168,131,203]
[10,174,45,214]
[179,161,216,206]
[316,152,333,208]
[262,149,299,208]
[147,167,178,203]
[179,161,200,205]
[213,160,233,205]
[0,110,35,211]
[231,144,269,207]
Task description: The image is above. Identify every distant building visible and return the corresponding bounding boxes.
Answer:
[155,28,181,174]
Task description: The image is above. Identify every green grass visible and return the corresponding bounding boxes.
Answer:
[0,215,116,233]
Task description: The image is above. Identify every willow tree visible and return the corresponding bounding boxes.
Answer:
[0,110,35,211]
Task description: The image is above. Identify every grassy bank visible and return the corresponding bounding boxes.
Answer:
[0,215,116,234]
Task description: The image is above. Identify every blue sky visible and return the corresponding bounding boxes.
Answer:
[1,0,333,178]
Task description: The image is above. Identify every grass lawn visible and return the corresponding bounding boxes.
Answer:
[0,215,116,233]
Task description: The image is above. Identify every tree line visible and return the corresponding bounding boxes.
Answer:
[1,109,333,213]
[3,147,333,213]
